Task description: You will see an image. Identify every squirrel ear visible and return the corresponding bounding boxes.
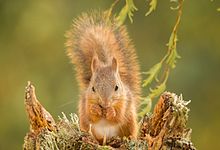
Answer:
[91,57,99,73]
[112,57,118,72]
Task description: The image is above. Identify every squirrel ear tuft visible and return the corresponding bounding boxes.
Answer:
[91,57,99,73]
[112,57,118,72]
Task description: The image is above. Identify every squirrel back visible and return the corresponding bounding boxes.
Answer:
[65,11,141,101]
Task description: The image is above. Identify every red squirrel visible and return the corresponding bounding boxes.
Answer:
[65,11,141,143]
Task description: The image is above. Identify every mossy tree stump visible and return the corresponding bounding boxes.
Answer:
[23,82,196,150]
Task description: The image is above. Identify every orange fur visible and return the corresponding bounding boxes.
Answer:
[65,11,141,143]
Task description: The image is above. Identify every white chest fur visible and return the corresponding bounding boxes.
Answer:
[92,119,119,139]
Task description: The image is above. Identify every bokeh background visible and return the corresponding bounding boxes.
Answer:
[0,0,219,149]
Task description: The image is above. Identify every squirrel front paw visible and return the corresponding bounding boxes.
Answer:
[106,107,116,121]
[90,104,102,117]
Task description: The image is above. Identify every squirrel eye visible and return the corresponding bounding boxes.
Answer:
[115,85,118,91]
[92,87,96,92]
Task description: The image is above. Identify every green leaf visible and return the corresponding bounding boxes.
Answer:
[117,0,138,25]
[142,62,162,87]
[148,71,169,99]
[145,0,157,16]
[166,32,181,68]
[148,81,166,99]
[167,32,176,49]
[127,0,138,22]
[138,97,152,117]
[117,6,128,25]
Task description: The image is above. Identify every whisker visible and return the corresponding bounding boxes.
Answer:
[56,101,75,108]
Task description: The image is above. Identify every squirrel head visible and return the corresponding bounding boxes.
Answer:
[86,57,126,108]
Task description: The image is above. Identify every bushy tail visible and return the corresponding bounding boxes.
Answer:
[65,11,141,99]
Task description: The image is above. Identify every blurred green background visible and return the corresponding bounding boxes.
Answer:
[0,0,219,149]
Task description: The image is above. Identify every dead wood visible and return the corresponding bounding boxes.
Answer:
[23,82,196,150]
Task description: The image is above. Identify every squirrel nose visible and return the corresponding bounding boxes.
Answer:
[100,101,110,108]
[105,101,110,108]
